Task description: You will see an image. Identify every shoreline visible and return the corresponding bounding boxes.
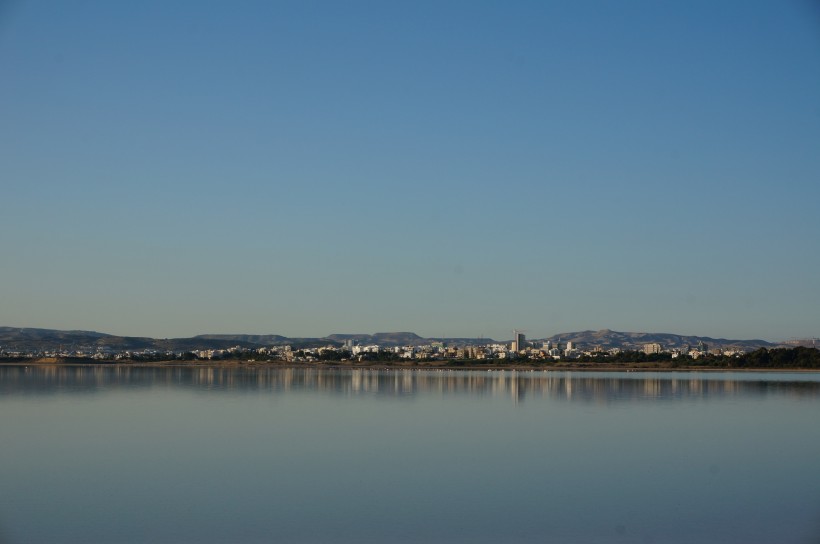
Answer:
[1,359,818,372]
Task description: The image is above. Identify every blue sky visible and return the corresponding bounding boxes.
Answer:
[1,0,819,341]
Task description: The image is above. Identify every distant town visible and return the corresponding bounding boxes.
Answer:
[3,336,721,362]
[1,327,817,368]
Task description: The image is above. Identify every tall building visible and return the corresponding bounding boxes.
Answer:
[643,343,662,354]
[512,331,526,352]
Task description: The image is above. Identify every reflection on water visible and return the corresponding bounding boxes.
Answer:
[2,365,818,403]
[2,365,819,544]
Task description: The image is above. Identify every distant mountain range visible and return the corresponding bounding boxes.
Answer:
[536,329,777,351]
[0,326,799,353]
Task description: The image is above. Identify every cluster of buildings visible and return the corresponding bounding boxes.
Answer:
[256,336,745,362]
[1,332,751,362]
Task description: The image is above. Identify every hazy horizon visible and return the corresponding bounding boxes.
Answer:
[3,1,818,342]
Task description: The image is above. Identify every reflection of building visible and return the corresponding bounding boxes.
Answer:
[6,366,815,404]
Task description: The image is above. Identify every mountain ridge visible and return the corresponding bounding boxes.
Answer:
[0,326,788,353]
[538,329,775,350]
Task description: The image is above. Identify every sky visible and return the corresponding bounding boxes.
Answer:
[1,0,819,342]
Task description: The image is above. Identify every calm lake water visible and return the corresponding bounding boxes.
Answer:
[1,366,819,544]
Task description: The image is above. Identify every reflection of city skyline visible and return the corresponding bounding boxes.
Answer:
[1,366,819,403]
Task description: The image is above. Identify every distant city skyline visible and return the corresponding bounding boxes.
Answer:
[2,1,818,342]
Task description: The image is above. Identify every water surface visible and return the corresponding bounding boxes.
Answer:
[1,366,818,543]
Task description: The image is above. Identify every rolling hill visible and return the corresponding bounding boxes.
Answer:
[0,326,783,353]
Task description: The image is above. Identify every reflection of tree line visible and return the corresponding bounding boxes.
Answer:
[1,366,819,402]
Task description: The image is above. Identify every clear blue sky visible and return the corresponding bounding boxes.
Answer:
[2,0,819,341]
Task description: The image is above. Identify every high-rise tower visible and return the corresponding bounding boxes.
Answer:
[512,330,526,352]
